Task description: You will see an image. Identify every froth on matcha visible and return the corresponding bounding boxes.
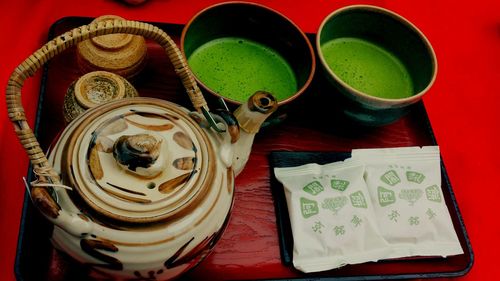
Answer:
[321,37,414,99]
[187,37,298,103]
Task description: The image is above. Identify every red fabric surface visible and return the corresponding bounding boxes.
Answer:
[0,0,498,280]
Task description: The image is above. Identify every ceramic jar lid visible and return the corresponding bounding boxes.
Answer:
[76,15,148,79]
[63,71,138,123]
[63,98,214,223]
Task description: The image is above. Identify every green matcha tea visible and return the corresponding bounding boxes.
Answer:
[187,37,297,103]
[321,37,413,99]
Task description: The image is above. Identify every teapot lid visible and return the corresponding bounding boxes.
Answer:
[63,98,215,223]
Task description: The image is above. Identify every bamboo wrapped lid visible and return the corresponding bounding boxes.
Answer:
[76,15,148,79]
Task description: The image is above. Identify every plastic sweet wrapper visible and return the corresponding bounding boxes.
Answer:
[273,146,463,273]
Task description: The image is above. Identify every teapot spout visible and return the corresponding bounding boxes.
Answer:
[231,91,278,176]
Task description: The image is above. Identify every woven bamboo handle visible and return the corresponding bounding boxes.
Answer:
[6,19,208,233]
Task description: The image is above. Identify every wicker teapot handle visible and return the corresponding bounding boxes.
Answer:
[6,19,209,235]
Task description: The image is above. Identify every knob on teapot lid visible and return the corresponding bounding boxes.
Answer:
[62,98,215,223]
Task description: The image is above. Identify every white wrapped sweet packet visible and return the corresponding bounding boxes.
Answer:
[351,146,463,258]
[274,160,392,273]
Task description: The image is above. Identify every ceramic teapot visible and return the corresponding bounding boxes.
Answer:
[6,19,277,280]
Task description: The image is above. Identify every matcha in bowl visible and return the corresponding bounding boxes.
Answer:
[181,2,315,106]
[317,5,437,126]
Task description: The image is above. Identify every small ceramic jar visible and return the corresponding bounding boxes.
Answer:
[76,15,148,79]
[63,71,139,123]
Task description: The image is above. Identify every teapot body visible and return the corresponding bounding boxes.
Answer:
[47,98,234,280]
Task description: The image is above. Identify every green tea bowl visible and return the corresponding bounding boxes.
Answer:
[317,5,437,126]
[181,1,315,107]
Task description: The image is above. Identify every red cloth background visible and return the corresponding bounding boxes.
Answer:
[0,0,498,280]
